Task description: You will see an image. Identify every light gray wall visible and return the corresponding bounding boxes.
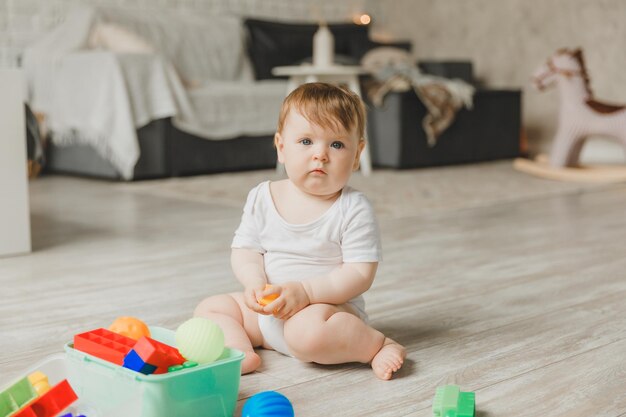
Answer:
[372,0,626,158]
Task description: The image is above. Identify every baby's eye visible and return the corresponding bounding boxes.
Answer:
[300,138,312,145]
[331,141,344,149]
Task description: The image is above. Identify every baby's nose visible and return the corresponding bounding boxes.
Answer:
[313,146,329,161]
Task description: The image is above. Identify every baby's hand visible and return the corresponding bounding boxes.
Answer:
[244,284,268,314]
[262,282,310,320]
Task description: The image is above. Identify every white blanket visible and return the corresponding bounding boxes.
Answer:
[22,7,286,179]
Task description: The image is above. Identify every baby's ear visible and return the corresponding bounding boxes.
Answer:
[275,133,285,163]
[352,139,365,171]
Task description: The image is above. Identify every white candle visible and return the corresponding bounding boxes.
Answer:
[313,23,334,67]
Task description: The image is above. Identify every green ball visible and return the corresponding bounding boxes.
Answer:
[175,318,225,364]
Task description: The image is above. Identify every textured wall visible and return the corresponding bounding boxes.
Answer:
[372,0,626,157]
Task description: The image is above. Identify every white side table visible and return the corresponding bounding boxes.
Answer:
[0,69,31,257]
[272,65,372,176]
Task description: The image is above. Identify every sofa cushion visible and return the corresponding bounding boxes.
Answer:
[95,8,254,83]
[244,19,371,80]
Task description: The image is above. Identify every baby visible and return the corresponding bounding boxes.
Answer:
[194,82,405,380]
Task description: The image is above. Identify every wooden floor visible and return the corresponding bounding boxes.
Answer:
[2,161,626,416]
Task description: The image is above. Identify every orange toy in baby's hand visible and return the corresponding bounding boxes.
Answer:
[109,316,151,340]
[258,285,279,307]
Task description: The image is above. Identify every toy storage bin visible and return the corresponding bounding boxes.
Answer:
[64,326,243,417]
[1,353,102,417]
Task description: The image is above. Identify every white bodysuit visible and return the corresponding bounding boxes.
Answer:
[231,181,382,356]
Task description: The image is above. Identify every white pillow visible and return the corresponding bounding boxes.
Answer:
[88,22,155,54]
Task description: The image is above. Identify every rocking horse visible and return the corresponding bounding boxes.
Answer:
[514,48,626,182]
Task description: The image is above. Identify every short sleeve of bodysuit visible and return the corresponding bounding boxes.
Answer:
[231,183,266,253]
[340,192,382,263]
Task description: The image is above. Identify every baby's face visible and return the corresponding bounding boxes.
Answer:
[276,109,364,198]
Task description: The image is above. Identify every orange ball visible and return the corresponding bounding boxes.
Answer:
[258,285,279,307]
[109,316,151,340]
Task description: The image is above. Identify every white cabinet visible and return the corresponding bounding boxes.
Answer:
[0,69,31,256]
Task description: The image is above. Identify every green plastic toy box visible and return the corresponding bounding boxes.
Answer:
[63,326,243,417]
[1,327,243,417]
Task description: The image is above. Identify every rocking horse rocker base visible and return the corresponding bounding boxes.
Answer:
[516,48,626,183]
[514,154,626,183]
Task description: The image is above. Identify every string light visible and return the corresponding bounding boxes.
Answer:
[353,13,371,25]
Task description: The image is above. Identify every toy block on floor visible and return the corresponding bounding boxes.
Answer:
[12,379,77,417]
[0,377,37,417]
[123,349,158,375]
[432,385,475,417]
[132,336,185,374]
[73,328,135,365]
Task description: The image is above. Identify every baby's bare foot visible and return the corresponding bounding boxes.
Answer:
[241,350,262,374]
[371,338,405,380]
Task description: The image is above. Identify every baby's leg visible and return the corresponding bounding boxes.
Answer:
[194,293,264,374]
[283,304,405,380]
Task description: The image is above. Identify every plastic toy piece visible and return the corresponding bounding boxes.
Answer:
[167,360,198,373]
[0,377,37,417]
[109,316,151,340]
[123,349,158,375]
[242,391,294,417]
[432,385,475,417]
[132,336,185,374]
[167,365,184,373]
[27,371,51,395]
[258,285,279,307]
[73,328,135,365]
[12,379,77,417]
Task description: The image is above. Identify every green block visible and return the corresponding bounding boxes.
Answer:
[0,377,37,417]
[432,385,475,417]
[0,394,14,417]
[168,365,184,373]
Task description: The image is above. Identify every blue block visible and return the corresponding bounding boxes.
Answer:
[123,349,157,374]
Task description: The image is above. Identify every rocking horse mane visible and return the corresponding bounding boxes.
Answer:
[557,48,593,98]
[559,48,626,114]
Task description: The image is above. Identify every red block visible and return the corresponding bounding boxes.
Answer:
[74,328,135,365]
[13,379,77,417]
[132,336,185,374]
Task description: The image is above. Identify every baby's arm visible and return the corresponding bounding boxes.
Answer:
[231,248,268,313]
[301,262,378,305]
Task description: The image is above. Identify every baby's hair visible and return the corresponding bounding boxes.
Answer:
[276,82,366,141]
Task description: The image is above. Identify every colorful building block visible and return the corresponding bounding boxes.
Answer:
[132,336,185,374]
[123,350,158,375]
[432,385,475,417]
[0,377,37,417]
[73,328,135,365]
[12,379,77,417]
[27,371,50,396]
